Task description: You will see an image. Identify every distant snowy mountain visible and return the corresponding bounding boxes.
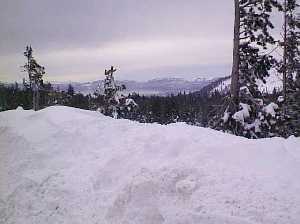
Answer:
[52,77,216,96]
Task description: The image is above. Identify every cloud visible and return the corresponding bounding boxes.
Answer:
[0,35,233,82]
[4,0,280,82]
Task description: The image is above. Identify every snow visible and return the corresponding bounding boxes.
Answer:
[0,106,300,224]
[232,103,251,124]
[263,102,279,117]
[125,98,137,107]
[212,78,231,93]
[278,96,284,103]
[222,111,230,123]
[245,119,262,133]
[213,74,282,94]
[257,74,282,94]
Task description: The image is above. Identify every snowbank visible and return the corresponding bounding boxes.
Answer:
[0,106,300,224]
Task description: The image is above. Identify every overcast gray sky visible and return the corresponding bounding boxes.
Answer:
[0,0,281,82]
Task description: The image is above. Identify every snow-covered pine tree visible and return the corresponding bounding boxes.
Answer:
[279,1,300,137]
[99,66,137,118]
[290,68,300,136]
[215,0,282,138]
[102,66,122,118]
[23,46,45,111]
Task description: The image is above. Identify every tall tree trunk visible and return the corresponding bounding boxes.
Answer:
[283,0,287,113]
[33,90,36,111]
[36,89,40,111]
[230,0,241,111]
[33,83,39,111]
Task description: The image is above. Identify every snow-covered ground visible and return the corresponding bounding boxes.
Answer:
[0,106,300,224]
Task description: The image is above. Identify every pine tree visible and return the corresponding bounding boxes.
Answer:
[67,84,75,96]
[0,82,8,111]
[23,46,45,111]
[279,1,300,136]
[215,0,282,138]
[290,70,300,136]
[96,66,126,118]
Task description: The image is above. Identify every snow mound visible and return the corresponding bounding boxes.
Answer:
[0,106,300,224]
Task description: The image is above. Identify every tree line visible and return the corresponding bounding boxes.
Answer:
[0,77,282,130]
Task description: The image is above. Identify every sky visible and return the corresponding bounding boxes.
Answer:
[0,0,281,83]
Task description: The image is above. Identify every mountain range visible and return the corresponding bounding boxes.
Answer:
[52,77,218,96]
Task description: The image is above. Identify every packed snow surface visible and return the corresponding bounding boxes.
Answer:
[1,106,300,224]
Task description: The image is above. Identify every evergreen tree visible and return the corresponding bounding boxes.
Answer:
[23,46,45,111]
[279,1,300,136]
[102,66,123,117]
[67,84,75,96]
[0,82,8,111]
[97,66,138,118]
[213,0,282,138]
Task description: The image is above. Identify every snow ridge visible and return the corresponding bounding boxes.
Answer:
[0,106,300,224]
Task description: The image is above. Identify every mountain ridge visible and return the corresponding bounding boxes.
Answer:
[51,77,220,96]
